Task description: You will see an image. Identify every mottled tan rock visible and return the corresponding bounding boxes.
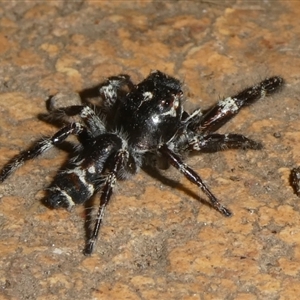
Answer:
[1,0,300,299]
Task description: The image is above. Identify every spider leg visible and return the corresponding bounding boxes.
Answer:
[99,74,135,109]
[47,105,105,136]
[159,144,232,217]
[0,123,86,182]
[188,133,262,152]
[84,149,129,255]
[189,76,284,133]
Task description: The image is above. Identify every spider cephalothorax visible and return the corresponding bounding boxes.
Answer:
[0,70,284,255]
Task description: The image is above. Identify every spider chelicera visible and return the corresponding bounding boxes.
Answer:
[0,70,284,255]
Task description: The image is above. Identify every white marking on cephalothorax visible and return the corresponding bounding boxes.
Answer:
[137,91,154,109]
[152,114,160,124]
[143,91,153,101]
[161,96,180,118]
[173,98,179,109]
[161,104,177,117]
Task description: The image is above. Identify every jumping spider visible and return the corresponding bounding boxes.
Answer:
[0,70,284,255]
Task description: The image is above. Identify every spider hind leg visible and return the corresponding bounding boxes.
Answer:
[159,145,232,217]
[84,149,129,255]
[0,123,85,183]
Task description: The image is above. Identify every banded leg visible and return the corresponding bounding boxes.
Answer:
[188,133,262,152]
[84,149,128,255]
[0,123,85,182]
[190,76,284,133]
[99,74,134,109]
[159,145,232,217]
[48,105,105,136]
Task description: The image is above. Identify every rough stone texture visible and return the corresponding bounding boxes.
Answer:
[0,1,300,299]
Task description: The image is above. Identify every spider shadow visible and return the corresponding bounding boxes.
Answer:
[37,83,107,152]
[80,164,220,254]
[78,83,104,104]
[38,83,104,126]
[142,164,220,213]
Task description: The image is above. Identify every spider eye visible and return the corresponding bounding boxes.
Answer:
[160,93,177,108]
[160,99,171,107]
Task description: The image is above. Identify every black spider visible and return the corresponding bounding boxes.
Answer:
[0,70,284,255]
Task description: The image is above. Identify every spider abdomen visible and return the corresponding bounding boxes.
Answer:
[46,168,96,209]
[45,134,123,209]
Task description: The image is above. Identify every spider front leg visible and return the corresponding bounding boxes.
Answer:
[0,123,86,182]
[189,76,284,133]
[159,145,232,217]
[46,105,105,136]
[187,133,262,152]
[99,74,135,109]
[84,149,129,255]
